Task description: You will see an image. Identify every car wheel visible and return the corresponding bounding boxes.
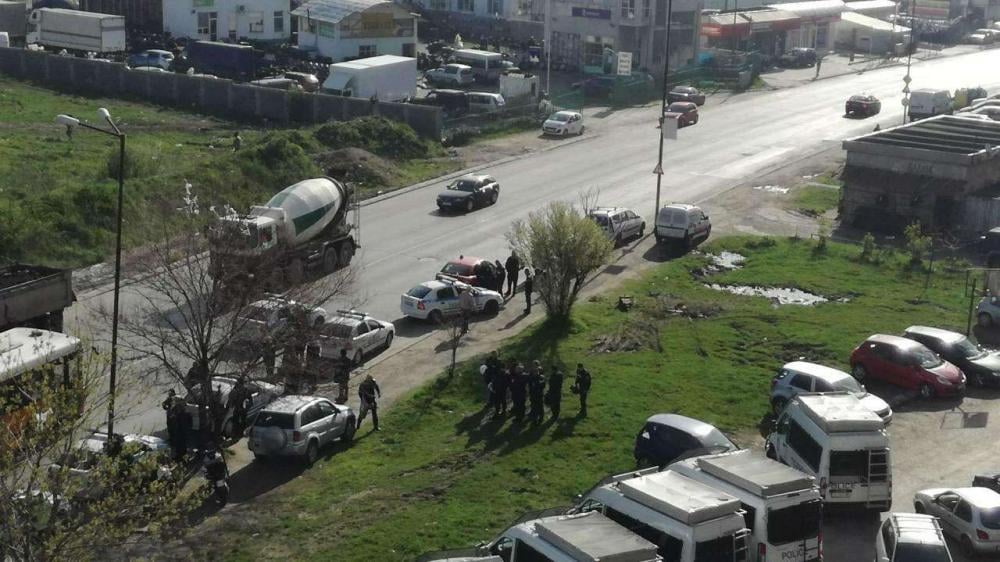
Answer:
[638,222,645,238]
[483,300,500,316]
[384,332,394,350]
[614,233,622,248]
[342,418,357,442]
[578,125,585,135]
[683,233,692,250]
[961,536,976,557]
[852,364,868,381]
[914,502,926,514]
[304,440,319,467]
[491,190,499,204]
[771,397,788,415]
[322,247,338,273]
[919,383,935,399]
[353,350,363,367]
[765,443,777,460]
[428,309,444,324]
[466,199,475,212]
[979,312,994,327]
[972,371,986,387]
[338,241,355,268]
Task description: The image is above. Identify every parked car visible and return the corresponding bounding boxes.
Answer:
[184,376,282,439]
[284,71,320,92]
[914,487,1000,556]
[777,47,817,68]
[964,33,991,45]
[973,471,1000,494]
[979,227,1000,267]
[633,414,737,467]
[574,75,617,98]
[849,334,966,398]
[845,94,881,117]
[235,295,327,344]
[306,309,394,365]
[400,278,503,323]
[876,513,954,562]
[248,395,356,466]
[903,326,1000,387]
[131,66,169,73]
[664,101,699,127]
[436,255,489,286]
[542,110,585,136]
[435,173,499,213]
[654,203,711,247]
[127,49,174,70]
[977,295,1000,327]
[771,361,893,422]
[467,92,506,113]
[976,28,1000,41]
[49,431,172,499]
[424,63,475,87]
[588,207,645,246]
[416,89,470,115]
[667,85,706,106]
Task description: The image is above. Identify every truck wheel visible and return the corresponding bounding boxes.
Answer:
[322,247,339,273]
[285,259,304,285]
[338,241,355,268]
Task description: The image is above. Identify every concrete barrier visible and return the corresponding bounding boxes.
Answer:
[0,47,442,138]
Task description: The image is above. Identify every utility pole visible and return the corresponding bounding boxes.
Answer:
[653,0,674,218]
[545,0,552,94]
[902,0,916,124]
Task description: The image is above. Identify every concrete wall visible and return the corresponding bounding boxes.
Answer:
[163,0,290,41]
[0,47,442,137]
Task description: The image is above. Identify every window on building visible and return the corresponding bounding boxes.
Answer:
[621,0,635,18]
[517,0,531,15]
[457,0,474,11]
[582,36,612,67]
[273,10,284,32]
[197,12,211,34]
[248,12,264,33]
[643,0,650,17]
[430,0,446,9]
[358,44,377,58]
[487,0,502,15]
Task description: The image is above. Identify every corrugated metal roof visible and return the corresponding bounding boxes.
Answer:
[847,115,1000,156]
[766,0,845,18]
[841,10,909,31]
[844,0,898,12]
[291,0,390,24]
[746,8,800,23]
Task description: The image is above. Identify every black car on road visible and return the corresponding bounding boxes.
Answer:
[667,86,706,106]
[846,94,882,117]
[436,174,500,213]
[634,413,738,467]
[903,325,1000,387]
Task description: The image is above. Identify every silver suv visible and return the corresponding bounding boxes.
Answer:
[588,207,645,246]
[876,513,953,562]
[248,395,356,466]
[771,361,892,423]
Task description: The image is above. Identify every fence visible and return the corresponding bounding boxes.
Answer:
[0,47,443,138]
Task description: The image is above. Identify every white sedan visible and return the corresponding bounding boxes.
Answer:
[306,310,395,365]
[914,487,1000,556]
[400,279,503,323]
[543,111,585,137]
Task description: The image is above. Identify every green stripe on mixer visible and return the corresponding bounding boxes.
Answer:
[292,202,335,236]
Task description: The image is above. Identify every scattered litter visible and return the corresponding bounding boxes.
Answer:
[617,296,634,311]
[753,185,789,194]
[705,284,833,306]
[712,251,746,270]
[802,173,819,179]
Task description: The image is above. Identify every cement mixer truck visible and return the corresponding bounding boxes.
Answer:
[208,177,357,293]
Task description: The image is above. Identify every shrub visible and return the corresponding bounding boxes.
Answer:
[904,221,931,266]
[314,116,428,159]
[239,135,321,189]
[105,145,159,180]
[860,232,876,262]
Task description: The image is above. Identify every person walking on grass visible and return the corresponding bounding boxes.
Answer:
[357,374,381,431]
[528,361,546,425]
[505,252,521,296]
[493,360,511,416]
[546,367,564,419]
[573,363,592,417]
[523,268,534,314]
[510,362,528,422]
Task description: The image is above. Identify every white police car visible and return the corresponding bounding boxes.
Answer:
[400,278,503,323]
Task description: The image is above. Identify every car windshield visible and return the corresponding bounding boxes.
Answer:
[850,95,868,102]
[441,262,473,275]
[982,507,1000,529]
[911,347,943,368]
[667,103,688,112]
[591,214,610,226]
[448,180,478,192]
[893,543,951,561]
[954,337,985,358]
[551,113,571,122]
[324,322,355,338]
[768,500,822,544]
[406,286,432,299]
[834,376,864,393]
[254,412,295,429]
[674,87,694,94]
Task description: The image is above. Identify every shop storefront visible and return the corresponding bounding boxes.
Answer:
[701,8,800,54]
[769,0,846,51]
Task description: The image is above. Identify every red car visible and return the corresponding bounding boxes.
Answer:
[664,102,699,127]
[850,334,966,398]
[435,256,487,286]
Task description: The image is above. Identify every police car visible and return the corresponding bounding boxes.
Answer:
[306,310,395,365]
[400,278,503,323]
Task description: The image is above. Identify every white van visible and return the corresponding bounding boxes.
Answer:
[456,510,663,562]
[766,392,892,511]
[655,204,711,248]
[468,92,506,114]
[909,88,953,121]
[670,450,822,562]
[574,469,750,561]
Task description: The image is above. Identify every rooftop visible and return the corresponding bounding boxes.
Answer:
[841,10,910,31]
[694,450,816,497]
[531,512,659,561]
[796,392,885,432]
[292,0,390,24]
[903,325,966,344]
[617,470,742,525]
[891,513,947,545]
[0,328,81,382]
[784,361,852,383]
[844,115,1000,157]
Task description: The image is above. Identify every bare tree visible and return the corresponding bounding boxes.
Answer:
[578,187,602,216]
[506,201,613,320]
[104,181,356,448]
[0,339,194,562]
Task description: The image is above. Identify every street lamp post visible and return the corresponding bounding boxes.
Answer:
[653,0,674,217]
[55,109,125,440]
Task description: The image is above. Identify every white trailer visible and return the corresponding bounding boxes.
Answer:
[322,55,416,102]
[27,8,126,53]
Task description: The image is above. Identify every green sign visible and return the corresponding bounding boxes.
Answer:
[193,0,214,6]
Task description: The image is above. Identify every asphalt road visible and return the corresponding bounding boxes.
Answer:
[63,48,1000,560]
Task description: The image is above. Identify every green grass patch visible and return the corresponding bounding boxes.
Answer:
[790,185,841,217]
[203,235,970,561]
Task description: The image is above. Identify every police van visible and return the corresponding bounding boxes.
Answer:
[670,450,822,562]
[765,392,891,511]
[572,469,750,561]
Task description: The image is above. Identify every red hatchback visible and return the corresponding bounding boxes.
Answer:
[850,334,966,399]
[436,256,487,286]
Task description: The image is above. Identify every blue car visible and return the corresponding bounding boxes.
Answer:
[127,49,174,70]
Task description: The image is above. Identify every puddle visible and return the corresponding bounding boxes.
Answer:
[705,284,830,305]
[752,185,789,194]
[712,252,746,270]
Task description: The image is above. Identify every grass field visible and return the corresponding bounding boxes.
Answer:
[790,184,841,218]
[0,78,456,267]
[201,235,971,561]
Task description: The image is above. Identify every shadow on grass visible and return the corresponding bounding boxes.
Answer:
[642,241,692,264]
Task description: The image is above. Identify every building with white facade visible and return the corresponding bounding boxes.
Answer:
[768,0,845,50]
[163,0,290,41]
[293,0,417,61]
